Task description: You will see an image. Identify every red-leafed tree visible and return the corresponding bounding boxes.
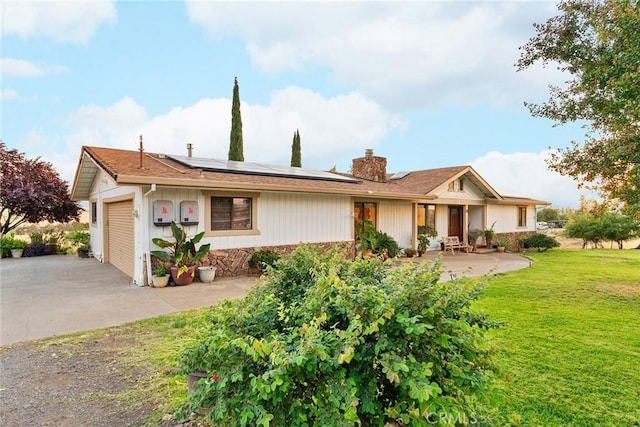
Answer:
[0,143,82,235]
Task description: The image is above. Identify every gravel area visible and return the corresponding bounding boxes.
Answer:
[0,334,168,426]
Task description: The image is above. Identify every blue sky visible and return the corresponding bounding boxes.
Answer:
[2,1,597,207]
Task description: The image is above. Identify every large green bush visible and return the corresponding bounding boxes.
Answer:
[179,245,497,426]
[520,233,560,252]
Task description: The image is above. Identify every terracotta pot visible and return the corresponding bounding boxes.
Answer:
[170,265,196,286]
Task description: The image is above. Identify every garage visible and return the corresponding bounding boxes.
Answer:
[105,199,134,278]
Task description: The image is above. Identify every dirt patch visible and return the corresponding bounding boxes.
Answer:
[1,335,158,426]
[596,283,640,298]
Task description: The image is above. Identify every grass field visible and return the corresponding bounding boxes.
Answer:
[477,249,640,426]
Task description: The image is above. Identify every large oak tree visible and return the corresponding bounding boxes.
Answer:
[0,143,82,235]
[517,0,640,217]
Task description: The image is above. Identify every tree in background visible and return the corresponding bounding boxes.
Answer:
[0,143,82,235]
[537,207,561,223]
[290,129,301,167]
[517,0,640,218]
[564,197,639,248]
[228,77,244,162]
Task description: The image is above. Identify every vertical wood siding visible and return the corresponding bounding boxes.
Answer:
[148,190,353,250]
[378,201,413,248]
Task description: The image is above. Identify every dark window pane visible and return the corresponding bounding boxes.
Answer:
[211,197,252,230]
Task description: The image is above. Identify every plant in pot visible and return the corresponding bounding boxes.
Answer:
[467,228,483,251]
[404,247,418,258]
[417,226,437,256]
[152,263,170,288]
[358,219,378,258]
[483,221,496,247]
[68,231,91,257]
[151,221,211,286]
[2,234,28,258]
[495,236,511,253]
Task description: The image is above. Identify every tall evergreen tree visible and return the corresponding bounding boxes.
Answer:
[228,77,244,161]
[290,129,302,167]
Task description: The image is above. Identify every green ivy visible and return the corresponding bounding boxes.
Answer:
[179,244,497,426]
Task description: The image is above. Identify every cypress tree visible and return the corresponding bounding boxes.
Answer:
[290,129,302,167]
[228,77,244,161]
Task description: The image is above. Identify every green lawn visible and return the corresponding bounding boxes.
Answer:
[477,249,640,426]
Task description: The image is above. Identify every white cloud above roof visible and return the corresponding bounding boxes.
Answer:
[472,150,599,208]
[186,1,564,110]
[1,0,116,44]
[46,87,403,182]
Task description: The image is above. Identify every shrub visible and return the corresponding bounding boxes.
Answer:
[376,231,400,258]
[67,231,90,247]
[248,249,281,273]
[24,243,49,257]
[520,233,560,252]
[358,219,400,258]
[179,244,497,425]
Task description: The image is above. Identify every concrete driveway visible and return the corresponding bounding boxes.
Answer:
[0,255,256,346]
[0,251,530,346]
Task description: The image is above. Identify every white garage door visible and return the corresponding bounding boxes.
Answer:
[106,199,134,278]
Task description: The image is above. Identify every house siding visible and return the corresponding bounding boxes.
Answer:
[487,204,536,233]
[378,201,413,248]
[147,189,353,250]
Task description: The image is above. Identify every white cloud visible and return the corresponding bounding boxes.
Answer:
[471,150,598,208]
[1,88,21,99]
[1,1,116,44]
[1,58,43,77]
[34,89,401,183]
[1,57,68,77]
[186,1,565,110]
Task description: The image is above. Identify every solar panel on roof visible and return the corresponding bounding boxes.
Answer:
[390,171,410,180]
[167,155,360,183]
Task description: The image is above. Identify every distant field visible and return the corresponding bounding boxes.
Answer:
[544,228,640,250]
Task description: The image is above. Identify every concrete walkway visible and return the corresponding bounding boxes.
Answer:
[0,251,530,346]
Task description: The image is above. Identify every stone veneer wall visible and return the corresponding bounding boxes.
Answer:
[198,241,356,277]
[494,231,536,252]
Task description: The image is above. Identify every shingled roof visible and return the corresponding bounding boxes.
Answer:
[71,146,547,205]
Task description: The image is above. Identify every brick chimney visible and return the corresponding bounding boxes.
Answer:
[352,149,387,182]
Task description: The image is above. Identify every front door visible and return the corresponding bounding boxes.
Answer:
[448,206,463,239]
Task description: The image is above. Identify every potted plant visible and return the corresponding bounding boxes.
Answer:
[483,221,496,247]
[10,238,28,258]
[404,247,418,258]
[151,221,211,286]
[467,228,483,251]
[417,226,437,256]
[69,231,91,258]
[152,263,170,288]
[496,236,511,253]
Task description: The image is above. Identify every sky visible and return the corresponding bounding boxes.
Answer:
[1,0,599,208]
